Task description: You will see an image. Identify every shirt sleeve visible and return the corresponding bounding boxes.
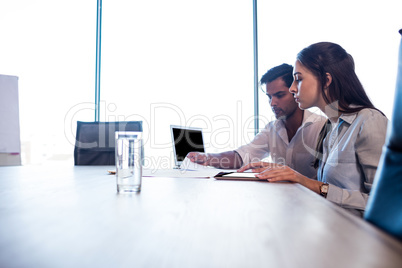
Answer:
[326,111,388,213]
[235,123,273,165]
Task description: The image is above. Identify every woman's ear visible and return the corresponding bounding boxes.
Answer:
[324,73,332,89]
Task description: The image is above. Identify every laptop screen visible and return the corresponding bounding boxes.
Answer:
[170,125,205,167]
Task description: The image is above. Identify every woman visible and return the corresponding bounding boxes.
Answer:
[239,42,388,217]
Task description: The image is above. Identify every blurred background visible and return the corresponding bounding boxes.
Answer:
[0,0,401,168]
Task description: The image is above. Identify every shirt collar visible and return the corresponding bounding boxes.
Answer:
[274,109,323,130]
[301,109,325,128]
[337,104,362,125]
[338,112,357,125]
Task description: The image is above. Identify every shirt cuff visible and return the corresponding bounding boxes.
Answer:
[326,184,343,204]
[234,148,249,165]
[233,150,244,167]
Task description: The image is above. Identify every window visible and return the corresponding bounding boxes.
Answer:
[1,0,400,166]
[0,0,95,165]
[101,0,254,169]
[257,0,402,121]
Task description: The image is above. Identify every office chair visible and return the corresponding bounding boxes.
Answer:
[364,29,402,241]
[74,121,143,165]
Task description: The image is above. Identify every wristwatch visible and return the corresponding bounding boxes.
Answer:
[320,183,329,198]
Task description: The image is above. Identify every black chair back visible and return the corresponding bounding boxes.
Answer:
[74,121,143,165]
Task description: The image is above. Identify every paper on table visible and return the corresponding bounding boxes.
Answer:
[143,168,219,178]
[179,157,213,171]
[143,158,236,178]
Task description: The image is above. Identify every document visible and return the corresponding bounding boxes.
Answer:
[142,159,237,178]
[179,157,212,171]
[143,168,218,178]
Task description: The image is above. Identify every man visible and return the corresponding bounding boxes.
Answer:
[186,63,325,178]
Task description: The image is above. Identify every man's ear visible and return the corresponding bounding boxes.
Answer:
[324,73,332,89]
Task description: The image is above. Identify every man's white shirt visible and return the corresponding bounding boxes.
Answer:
[235,110,326,178]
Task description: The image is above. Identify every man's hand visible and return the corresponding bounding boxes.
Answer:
[186,152,209,166]
[186,151,242,169]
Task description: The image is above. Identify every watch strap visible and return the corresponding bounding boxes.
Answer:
[320,183,329,198]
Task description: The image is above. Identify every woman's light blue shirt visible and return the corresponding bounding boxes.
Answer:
[318,108,388,217]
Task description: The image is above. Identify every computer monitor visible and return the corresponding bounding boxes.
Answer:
[170,125,205,168]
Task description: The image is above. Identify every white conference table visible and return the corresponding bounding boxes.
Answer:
[0,165,401,268]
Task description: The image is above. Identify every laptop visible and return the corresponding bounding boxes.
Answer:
[170,125,205,168]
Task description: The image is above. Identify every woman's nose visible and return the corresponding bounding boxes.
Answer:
[289,81,297,94]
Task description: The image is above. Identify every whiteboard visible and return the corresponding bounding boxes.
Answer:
[0,74,20,153]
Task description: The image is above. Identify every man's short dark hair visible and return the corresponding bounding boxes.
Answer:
[260,63,293,88]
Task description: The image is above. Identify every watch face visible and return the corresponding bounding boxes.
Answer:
[322,184,329,193]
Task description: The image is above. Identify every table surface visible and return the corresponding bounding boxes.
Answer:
[1,165,401,268]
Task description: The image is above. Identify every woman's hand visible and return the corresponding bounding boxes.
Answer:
[255,165,305,183]
[239,161,323,194]
[237,161,281,173]
[254,165,323,194]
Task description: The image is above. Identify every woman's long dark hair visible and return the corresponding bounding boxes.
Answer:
[297,42,383,168]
